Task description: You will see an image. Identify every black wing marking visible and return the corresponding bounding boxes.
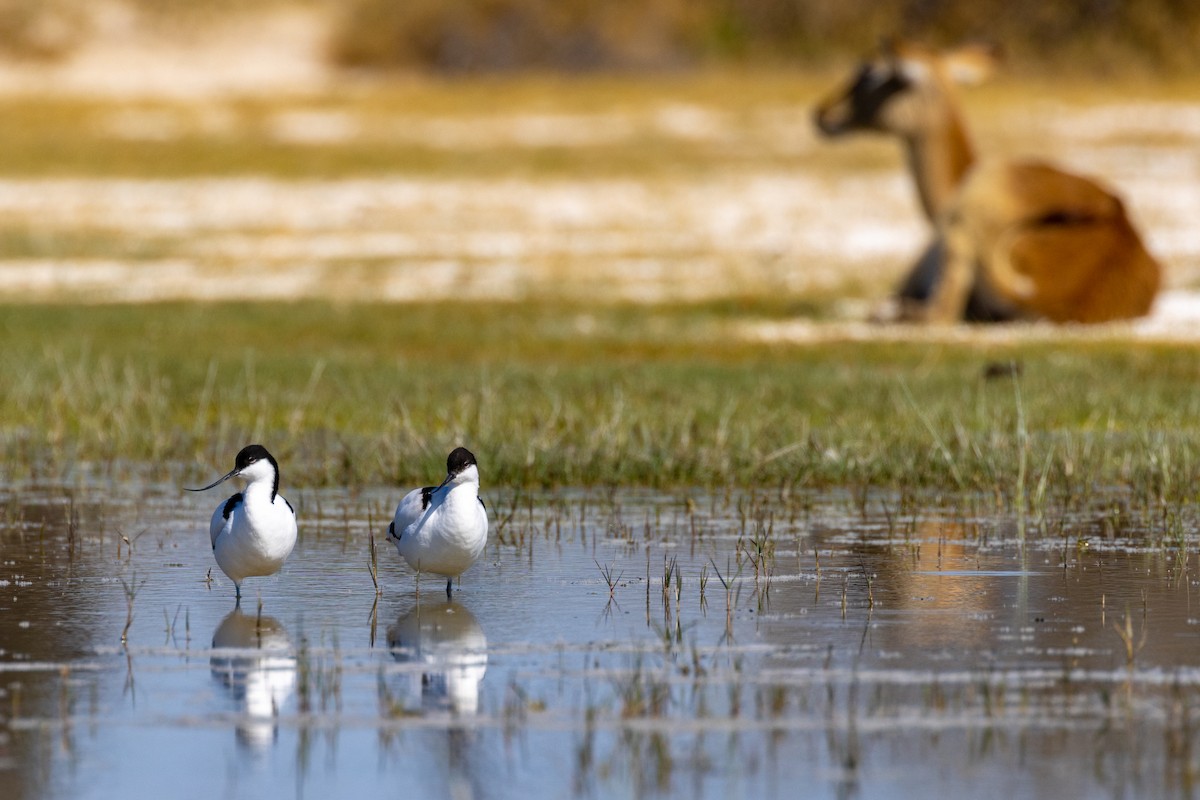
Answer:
[222,493,243,520]
[388,521,397,541]
[420,486,436,511]
[478,496,486,509]
[283,497,294,515]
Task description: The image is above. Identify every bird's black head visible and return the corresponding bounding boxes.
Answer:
[186,444,282,499]
[236,444,281,500]
[446,447,477,476]
[235,444,275,472]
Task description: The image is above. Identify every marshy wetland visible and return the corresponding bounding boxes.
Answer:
[5,302,1200,799]
[5,480,1200,799]
[1,29,1200,800]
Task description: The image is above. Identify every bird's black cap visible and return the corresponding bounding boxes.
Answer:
[235,444,275,471]
[446,447,477,475]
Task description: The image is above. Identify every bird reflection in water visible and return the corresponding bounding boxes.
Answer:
[387,601,488,716]
[386,601,489,799]
[210,607,297,751]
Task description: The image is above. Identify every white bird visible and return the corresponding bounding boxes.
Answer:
[187,444,298,600]
[387,447,488,597]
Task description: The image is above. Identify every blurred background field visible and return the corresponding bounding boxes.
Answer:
[0,0,1195,309]
[0,1,1198,488]
[5,0,1200,75]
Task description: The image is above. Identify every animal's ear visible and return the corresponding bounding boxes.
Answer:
[875,37,932,83]
[940,42,1003,85]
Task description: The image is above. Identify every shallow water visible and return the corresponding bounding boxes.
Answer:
[2,481,1199,799]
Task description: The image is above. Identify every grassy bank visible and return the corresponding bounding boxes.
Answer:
[2,301,1196,508]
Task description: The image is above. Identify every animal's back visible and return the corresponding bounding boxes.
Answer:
[950,160,1162,322]
[389,487,430,547]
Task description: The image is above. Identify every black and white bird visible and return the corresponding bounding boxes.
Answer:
[187,444,298,600]
[387,447,489,597]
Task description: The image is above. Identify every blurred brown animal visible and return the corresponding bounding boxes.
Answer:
[814,39,1161,324]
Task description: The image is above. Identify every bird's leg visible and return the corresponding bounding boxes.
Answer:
[235,583,242,601]
[445,578,453,598]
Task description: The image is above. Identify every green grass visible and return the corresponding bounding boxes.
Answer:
[2,301,1198,508]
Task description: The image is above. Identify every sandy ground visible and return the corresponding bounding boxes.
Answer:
[0,5,330,98]
[0,6,1199,342]
[0,172,920,303]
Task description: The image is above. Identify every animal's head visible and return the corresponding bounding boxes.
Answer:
[440,446,479,489]
[814,39,1001,139]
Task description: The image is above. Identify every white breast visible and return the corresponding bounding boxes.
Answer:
[211,492,297,584]
[395,486,487,578]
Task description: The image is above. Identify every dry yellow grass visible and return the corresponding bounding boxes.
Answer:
[0,71,1194,323]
